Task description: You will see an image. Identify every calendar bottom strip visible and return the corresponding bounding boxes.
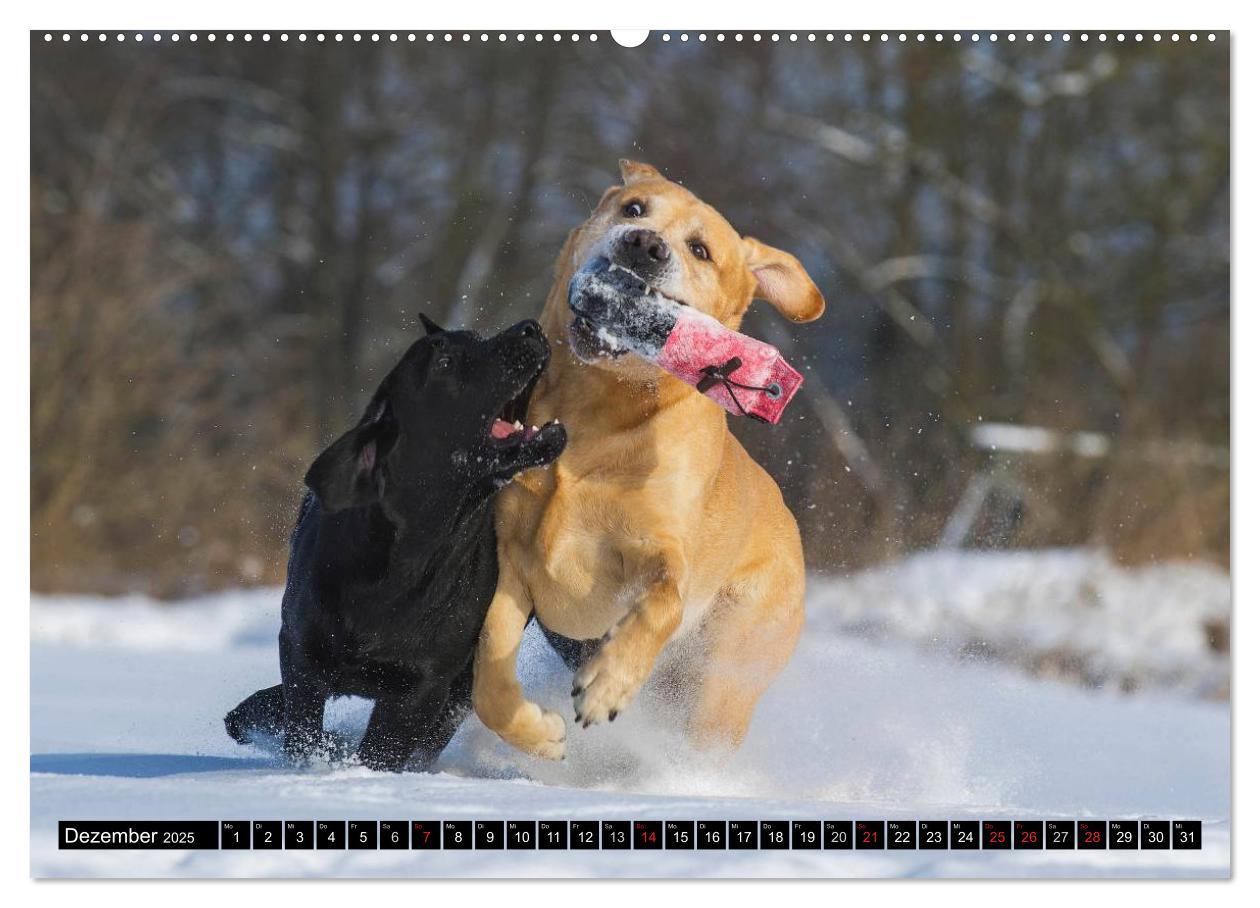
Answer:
[59,819,1203,851]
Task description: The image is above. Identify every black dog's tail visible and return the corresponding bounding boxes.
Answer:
[225,684,286,745]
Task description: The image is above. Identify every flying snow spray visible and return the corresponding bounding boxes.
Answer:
[567,257,804,424]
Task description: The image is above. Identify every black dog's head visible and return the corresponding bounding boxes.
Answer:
[305,316,566,514]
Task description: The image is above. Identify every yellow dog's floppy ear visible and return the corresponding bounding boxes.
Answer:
[743,237,825,323]
[619,159,662,185]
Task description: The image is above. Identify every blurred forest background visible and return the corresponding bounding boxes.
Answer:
[31,33,1229,598]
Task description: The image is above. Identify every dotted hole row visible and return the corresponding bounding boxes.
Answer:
[43,32,1220,44]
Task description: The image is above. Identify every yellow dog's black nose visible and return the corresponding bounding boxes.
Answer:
[619,227,671,267]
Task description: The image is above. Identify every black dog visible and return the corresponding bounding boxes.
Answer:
[224,316,566,771]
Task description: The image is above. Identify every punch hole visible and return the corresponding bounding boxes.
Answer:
[612,29,649,48]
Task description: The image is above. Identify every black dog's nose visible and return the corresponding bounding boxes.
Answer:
[511,319,543,339]
[619,228,671,269]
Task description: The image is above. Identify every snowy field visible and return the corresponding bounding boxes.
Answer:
[30,550,1230,878]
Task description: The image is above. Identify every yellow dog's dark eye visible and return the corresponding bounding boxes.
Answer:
[689,241,710,261]
[622,200,646,218]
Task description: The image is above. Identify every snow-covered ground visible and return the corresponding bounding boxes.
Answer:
[30,551,1230,878]
[810,549,1231,699]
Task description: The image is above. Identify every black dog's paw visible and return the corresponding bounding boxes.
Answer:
[225,685,286,746]
[357,749,408,774]
[281,729,345,766]
[224,711,251,746]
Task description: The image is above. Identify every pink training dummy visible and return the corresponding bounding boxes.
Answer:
[568,257,804,424]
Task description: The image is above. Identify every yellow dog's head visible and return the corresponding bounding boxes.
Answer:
[552,160,825,375]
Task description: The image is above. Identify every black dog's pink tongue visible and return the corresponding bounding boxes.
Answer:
[491,419,544,441]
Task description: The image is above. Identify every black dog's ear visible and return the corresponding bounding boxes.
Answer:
[418,312,445,336]
[304,419,387,512]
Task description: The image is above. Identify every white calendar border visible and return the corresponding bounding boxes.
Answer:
[1,0,1248,903]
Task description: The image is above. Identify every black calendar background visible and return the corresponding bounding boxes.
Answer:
[58,819,1204,852]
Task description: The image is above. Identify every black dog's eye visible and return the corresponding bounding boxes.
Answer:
[434,354,453,372]
[622,200,646,218]
[689,241,710,261]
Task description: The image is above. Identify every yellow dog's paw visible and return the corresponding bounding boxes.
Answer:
[571,644,645,727]
[502,701,567,761]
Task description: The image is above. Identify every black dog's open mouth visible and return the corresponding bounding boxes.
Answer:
[486,360,565,467]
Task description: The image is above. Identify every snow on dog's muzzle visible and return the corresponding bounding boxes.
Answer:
[568,257,804,424]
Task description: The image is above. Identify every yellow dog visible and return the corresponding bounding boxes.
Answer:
[473,160,824,759]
